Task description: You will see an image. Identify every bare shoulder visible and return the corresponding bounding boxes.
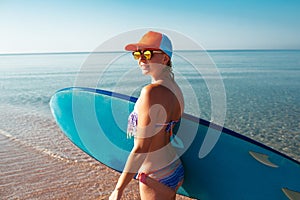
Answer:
[139,83,184,118]
[140,84,167,101]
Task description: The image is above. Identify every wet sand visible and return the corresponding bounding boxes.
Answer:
[0,133,193,200]
[0,104,191,200]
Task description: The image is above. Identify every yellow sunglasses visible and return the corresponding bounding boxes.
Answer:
[132,50,163,60]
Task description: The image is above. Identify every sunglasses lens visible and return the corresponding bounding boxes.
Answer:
[133,51,141,60]
[132,50,153,60]
[143,50,152,60]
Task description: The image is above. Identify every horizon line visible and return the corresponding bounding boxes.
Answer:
[1,48,300,56]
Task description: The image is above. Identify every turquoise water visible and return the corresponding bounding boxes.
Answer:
[0,50,299,162]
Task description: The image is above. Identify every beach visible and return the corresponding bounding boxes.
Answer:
[0,105,190,200]
[0,50,299,199]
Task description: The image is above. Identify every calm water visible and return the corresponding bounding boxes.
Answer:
[0,50,299,157]
[0,50,299,198]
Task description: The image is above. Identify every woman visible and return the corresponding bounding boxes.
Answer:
[109,31,185,200]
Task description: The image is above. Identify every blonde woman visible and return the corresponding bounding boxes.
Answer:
[110,31,184,200]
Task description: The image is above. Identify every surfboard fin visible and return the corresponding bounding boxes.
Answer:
[249,151,278,168]
[282,188,300,200]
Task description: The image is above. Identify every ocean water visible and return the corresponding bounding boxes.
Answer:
[0,50,299,199]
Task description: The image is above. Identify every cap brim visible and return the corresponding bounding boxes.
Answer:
[125,43,160,51]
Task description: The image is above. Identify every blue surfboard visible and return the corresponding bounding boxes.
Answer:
[50,87,300,200]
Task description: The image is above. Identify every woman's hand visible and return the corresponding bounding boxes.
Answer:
[109,189,123,200]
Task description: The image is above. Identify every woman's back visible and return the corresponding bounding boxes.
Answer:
[136,82,184,172]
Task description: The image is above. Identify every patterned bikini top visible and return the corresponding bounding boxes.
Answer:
[127,106,180,139]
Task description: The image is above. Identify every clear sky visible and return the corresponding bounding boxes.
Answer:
[0,0,300,53]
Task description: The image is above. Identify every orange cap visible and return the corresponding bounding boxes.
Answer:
[125,31,173,58]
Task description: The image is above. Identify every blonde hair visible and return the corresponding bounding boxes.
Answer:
[163,61,174,80]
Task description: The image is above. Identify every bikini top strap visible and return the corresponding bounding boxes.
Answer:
[156,120,180,136]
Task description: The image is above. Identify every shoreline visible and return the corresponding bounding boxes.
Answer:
[0,132,136,199]
[0,106,191,200]
[0,131,191,200]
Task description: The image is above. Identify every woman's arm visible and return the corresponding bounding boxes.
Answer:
[112,137,151,191]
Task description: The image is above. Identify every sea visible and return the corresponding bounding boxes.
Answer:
[0,50,299,199]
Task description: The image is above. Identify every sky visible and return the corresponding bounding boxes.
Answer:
[0,0,300,54]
